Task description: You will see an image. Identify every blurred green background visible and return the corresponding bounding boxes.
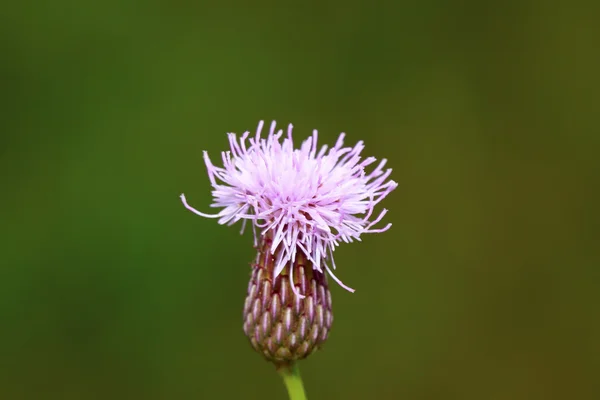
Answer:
[1,1,599,399]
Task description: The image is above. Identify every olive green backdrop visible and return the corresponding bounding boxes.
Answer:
[1,1,598,399]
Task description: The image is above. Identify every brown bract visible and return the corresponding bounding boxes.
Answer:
[243,236,333,367]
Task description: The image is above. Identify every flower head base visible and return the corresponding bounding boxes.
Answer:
[181,120,397,298]
[243,234,333,365]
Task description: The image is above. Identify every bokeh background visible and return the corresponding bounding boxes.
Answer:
[2,1,599,399]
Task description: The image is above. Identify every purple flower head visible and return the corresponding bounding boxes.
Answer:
[181,120,398,298]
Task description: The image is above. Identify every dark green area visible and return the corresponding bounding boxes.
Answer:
[1,1,598,399]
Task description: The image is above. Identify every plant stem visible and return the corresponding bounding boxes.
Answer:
[278,363,307,400]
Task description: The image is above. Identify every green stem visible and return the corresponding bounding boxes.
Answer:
[278,363,307,400]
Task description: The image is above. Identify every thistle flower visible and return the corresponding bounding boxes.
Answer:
[180,120,397,370]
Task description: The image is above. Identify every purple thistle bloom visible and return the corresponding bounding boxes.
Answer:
[180,120,398,298]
